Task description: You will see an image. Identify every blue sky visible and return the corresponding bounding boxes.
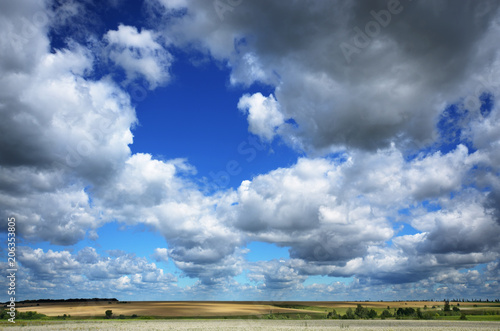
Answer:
[1,0,500,302]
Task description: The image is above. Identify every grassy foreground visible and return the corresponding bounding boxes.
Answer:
[1,319,500,330]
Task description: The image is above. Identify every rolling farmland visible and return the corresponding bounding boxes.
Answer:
[11,300,500,318]
[13,301,320,318]
[2,300,499,330]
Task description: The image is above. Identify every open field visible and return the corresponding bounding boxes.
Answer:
[13,300,500,319]
[2,319,500,330]
[14,301,321,318]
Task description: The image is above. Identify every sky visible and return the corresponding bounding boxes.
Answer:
[1,0,500,302]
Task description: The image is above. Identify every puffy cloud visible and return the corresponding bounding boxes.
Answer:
[0,0,138,246]
[87,152,244,283]
[152,248,169,262]
[0,42,135,244]
[104,24,172,89]
[1,183,96,245]
[228,156,396,264]
[237,93,285,141]
[0,44,135,172]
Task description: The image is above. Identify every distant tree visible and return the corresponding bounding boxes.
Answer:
[416,308,423,319]
[460,313,467,320]
[327,309,339,319]
[380,310,392,319]
[452,306,460,312]
[355,304,368,319]
[367,309,377,319]
[443,301,451,312]
[105,310,113,319]
[396,307,416,318]
[343,308,355,319]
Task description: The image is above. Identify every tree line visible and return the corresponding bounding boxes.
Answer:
[3,298,119,305]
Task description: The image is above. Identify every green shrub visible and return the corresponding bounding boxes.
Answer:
[380,310,392,319]
[342,308,356,319]
[18,311,47,320]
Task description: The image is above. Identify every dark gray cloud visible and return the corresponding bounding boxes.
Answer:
[485,191,500,225]
[248,260,307,290]
[407,194,500,255]
[155,0,500,152]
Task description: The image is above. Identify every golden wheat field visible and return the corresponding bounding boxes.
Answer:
[15,301,320,317]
